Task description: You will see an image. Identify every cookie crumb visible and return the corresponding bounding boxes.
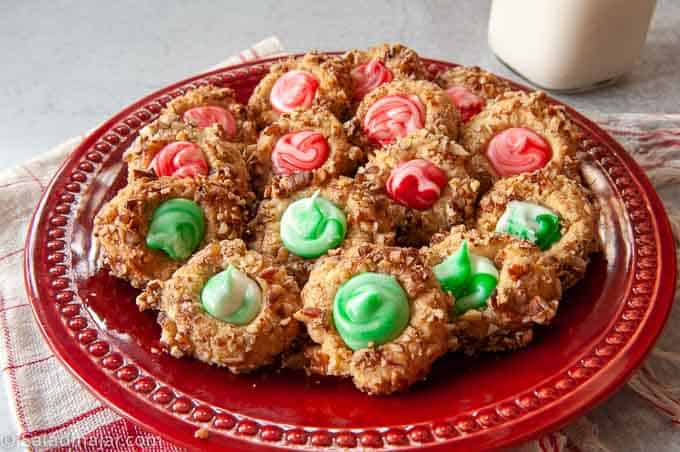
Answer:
[194,427,209,439]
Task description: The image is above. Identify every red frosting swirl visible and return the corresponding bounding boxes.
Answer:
[351,59,394,100]
[149,142,209,178]
[486,127,552,176]
[271,131,330,175]
[446,86,485,122]
[183,106,237,138]
[385,159,448,210]
[363,94,425,146]
[270,70,320,113]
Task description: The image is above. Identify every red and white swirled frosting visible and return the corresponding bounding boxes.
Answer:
[363,94,425,146]
[385,159,448,210]
[486,127,552,176]
[149,142,209,178]
[446,86,485,122]
[270,70,320,113]
[183,106,237,138]
[351,59,394,100]
[271,131,330,175]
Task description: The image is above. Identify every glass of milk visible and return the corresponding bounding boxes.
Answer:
[488,0,657,92]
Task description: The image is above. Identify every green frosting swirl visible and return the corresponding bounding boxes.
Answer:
[433,241,499,315]
[534,214,561,250]
[280,191,347,259]
[146,198,205,261]
[201,265,262,325]
[333,272,410,351]
[495,200,561,250]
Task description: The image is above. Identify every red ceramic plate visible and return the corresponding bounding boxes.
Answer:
[24,55,676,451]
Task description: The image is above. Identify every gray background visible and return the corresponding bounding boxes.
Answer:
[0,0,679,449]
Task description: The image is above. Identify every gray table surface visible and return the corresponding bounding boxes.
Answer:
[1,0,679,449]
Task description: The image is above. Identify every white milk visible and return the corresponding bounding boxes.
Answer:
[488,0,657,91]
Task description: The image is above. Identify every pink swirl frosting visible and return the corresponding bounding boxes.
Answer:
[363,94,425,146]
[183,106,237,138]
[271,131,330,175]
[351,59,394,100]
[486,127,552,176]
[385,159,448,210]
[149,141,209,178]
[446,86,485,122]
[270,70,320,113]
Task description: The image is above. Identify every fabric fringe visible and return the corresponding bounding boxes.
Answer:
[563,417,613,452]
[627,358,680,425]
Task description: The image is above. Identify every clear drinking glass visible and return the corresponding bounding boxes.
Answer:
[488,0,657,92]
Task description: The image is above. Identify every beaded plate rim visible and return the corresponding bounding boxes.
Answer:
[24,54,677,451]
